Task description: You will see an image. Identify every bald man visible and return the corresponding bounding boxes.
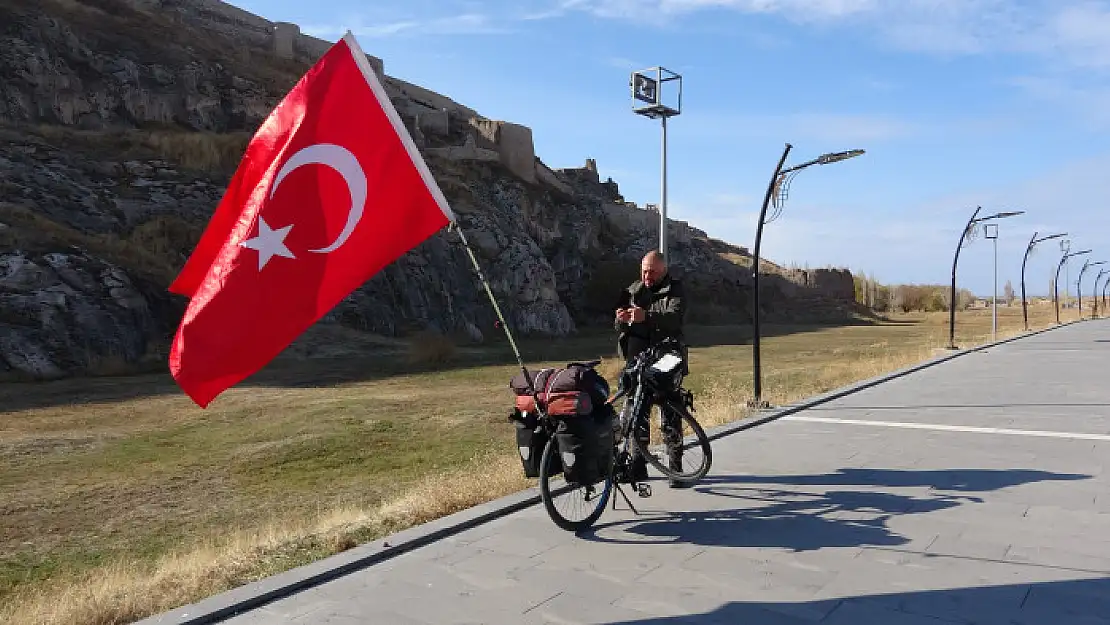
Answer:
[614,251,686,362]
[613,250,689,487]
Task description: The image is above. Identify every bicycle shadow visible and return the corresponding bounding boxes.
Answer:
[578,468,1090,551]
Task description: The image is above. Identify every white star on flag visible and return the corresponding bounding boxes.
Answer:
[240,216,295,270]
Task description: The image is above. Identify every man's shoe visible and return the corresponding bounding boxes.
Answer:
[667,455,691,488]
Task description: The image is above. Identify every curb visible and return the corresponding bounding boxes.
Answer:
[134,318,1085,624]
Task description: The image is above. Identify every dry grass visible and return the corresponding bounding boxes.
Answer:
[0,204,203,284]
[0,302,1067,624]
[0,450,529,625]
[28,126,253,175]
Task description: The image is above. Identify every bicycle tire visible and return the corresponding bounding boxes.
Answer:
[632,404,712,482]
[538,436,611,532]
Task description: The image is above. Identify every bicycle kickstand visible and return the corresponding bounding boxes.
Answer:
[611,481,640,515]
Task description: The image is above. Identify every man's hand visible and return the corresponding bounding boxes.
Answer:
[615,307,632,323]
[629,306,646,323]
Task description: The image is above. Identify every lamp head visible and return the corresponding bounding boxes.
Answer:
[817,149,865,165]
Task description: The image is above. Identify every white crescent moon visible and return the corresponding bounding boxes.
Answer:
[270,143,367,254]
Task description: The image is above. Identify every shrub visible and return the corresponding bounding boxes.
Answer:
[406,330,457,366]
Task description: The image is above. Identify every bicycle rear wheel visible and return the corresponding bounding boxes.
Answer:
[632,403,712,482]
[538,437,611,532]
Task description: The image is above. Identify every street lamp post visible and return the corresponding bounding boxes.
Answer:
[947,207,1024,349]
[1021,232,1066,331]
[1061,238,1072,311]
[983,224,1001,341]
[1093,268,1108,319]
[1077,260,1106,319]
[1104,279,1110,314]
[630,67,682,258]
[1055,249,1091,324]
[748,143,865,409]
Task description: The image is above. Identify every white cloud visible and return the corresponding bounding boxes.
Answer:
[562,0,1110,69]
[1009,75,1110,129]
[1041,2,1110,69]
[304,12,508,38]
[679,111,919,144]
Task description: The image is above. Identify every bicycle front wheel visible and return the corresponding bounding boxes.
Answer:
[632,403,712,483]
[539,437,611,532]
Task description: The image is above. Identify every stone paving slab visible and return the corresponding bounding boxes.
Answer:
[148,320,1110,624]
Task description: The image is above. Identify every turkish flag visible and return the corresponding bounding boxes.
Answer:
[168,32,455,408]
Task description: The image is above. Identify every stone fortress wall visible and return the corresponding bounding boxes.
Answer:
[165,2,713,237]
[154,1,851,301]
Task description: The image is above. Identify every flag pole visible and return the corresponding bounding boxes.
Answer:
[339,31,537,397]
[449,222,538,396]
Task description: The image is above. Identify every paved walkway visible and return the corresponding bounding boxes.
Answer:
[220,321,1110,623]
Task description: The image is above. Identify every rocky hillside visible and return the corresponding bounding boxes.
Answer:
[0,0,861,380]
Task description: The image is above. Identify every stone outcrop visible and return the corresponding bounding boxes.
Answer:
[777,267,857,301]
[0,0,860,380]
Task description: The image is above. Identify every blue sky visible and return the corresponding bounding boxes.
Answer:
[235,0,1110,298]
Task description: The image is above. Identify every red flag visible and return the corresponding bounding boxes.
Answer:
[168,32,454,408]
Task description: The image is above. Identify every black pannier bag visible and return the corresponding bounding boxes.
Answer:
[555,402,616,485]
[510,409,559,478]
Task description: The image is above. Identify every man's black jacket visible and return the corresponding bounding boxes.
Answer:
[614,273,686,365]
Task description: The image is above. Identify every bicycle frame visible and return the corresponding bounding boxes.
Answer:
[604,343,690,509]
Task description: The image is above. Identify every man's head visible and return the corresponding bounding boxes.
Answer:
[640,250,667,288]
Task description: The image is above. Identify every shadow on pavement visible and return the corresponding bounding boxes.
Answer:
[599,577,1110,624]
[581,468,1090,552]
[586,468,1101,622]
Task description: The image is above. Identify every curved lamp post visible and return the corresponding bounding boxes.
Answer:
[1021,232,1066,331]
[1093,268,1108,319]
[1055,249,1091,324]
[1077,260,1106,319]
[1104,279,1110,314]
[749,143,865,408]
[947,207,1024,349]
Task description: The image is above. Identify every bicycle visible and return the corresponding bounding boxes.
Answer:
[532,339,714,532]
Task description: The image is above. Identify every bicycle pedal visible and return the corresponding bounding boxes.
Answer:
[636,483,652,498]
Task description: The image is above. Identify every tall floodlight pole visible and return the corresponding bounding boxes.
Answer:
[1021,232,1066,331]
[983,224,1000,341]
[1077,260,1106,320]
[948,208,1024,349]
[748,144,865,408]
[1093,268,1108,319]
[1055,248,1090,324]
[630,67,682,258]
